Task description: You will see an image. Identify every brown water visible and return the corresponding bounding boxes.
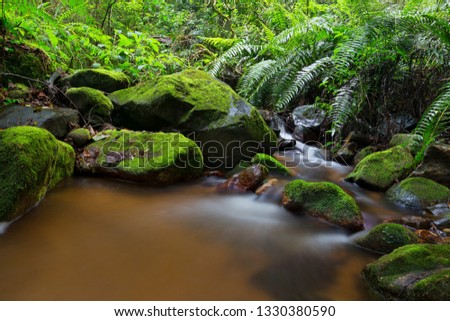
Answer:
[0,145,413,300]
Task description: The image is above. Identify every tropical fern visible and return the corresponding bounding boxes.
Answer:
[330,78,360,137]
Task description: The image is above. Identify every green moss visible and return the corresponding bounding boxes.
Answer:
[389,133,423,156]
[362,244,450,300]
[283,179,363,231]
[0,126,75,221]
[66,87,113,123]
[353,146,377,165]
[251,153,292,176]
[355,223,419,254]
[65,68,130,92]
[386,177,450,209]
[346,146,414,191]
[67,128,91,147]
[78,130,203,185]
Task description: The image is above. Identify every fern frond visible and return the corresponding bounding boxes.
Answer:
[199,37,240,50]
[274,57,332,111]
[330,78,359,137]
[415,81,450,140]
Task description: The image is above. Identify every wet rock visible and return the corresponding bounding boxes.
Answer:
[0,126,75,222]
[389,133,422,156]
[346,146,414,191]
[77,130,203,185]
[412,143,450,188]
[61,68,130,93]
[109,70,277,169]
[219,164,268,192]
[277,139,296,151]
[362,244,450,300]
[353,146,378,165]
[355,223,419,254]
[334,142,357,165]
[386,177,450,209]
[291,105,325,143]
[383,216,432,230]
[66,87,113,125]
[283,179,364,231]
[0,105,80,138]
[251,153,292,176]
[66,128,92,148]
[255,178,279,196]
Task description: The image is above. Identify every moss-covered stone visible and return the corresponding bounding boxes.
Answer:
[412,143,450,188]
[0,126,75,222]
[346,146,414,191]
[386,177,450,209]
[77,130,203,185]
[0,42,52,85]
[251,153,292,176]
[66,128,92,147]
[109,69,277,169]
[362,244,450,300]
[389,133,423,156]
[63,69,130,93]
[353,146,377,165]
[355,223,419,254]
[7,83,29,99]
[282,179,363,231]
[226,160,251,178]
[66,87,113,125]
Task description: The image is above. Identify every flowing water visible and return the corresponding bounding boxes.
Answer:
[0,122,413,300]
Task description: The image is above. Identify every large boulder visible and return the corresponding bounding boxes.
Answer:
[109,69,277,169]
[346,146,414,191]
[386,177,450,209]
[62,68,130,93]
[291,105,325,143]
[282,179,363,231]
[362,244,450,300]
[412,143,450,188]
[0,105,80,138]
[66,87,114,125]
[0,126,75,222]
[355,223,419,254]
[76,130,203,185]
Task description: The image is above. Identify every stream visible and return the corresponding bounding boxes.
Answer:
[0,124,414,300]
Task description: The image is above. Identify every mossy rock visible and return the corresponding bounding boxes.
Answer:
[0,42,52,84]
[77,130,203,185]
[362,244,450,300]
[412,143,450,188]
[226,160,252,178]
[66,128,92,147]
[66,87,113,125]
[346,146,414,191]
[0,126,75,222]
[7,83,29,99]
[109,69,277,169]
[62,69,130,93]
[282,179,363,231]
[386,177,450,209]
[251,153,292,176]
[353,146,377,165]
[355,223,419,254]
[389,133,423,156]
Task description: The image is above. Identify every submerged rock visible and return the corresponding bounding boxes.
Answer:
[362,244,450,300]
[386,177,450,209]
[282,179,363,231]
[0,105,80,138]
[251,153,292,176]
[0,126,75,222]
[389,133,422,156]
[355,223,419,254]
[66,87,114,125]
[76,130,203,185]
[412,143,450,188]
[62,68,130,93]
[219,164,268,192]
[346,146,414,191]
[109,69,277,169]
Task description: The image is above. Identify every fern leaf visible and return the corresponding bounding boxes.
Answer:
[330,78,359,137]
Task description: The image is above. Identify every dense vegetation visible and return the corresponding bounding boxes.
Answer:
[1,0,449,152]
